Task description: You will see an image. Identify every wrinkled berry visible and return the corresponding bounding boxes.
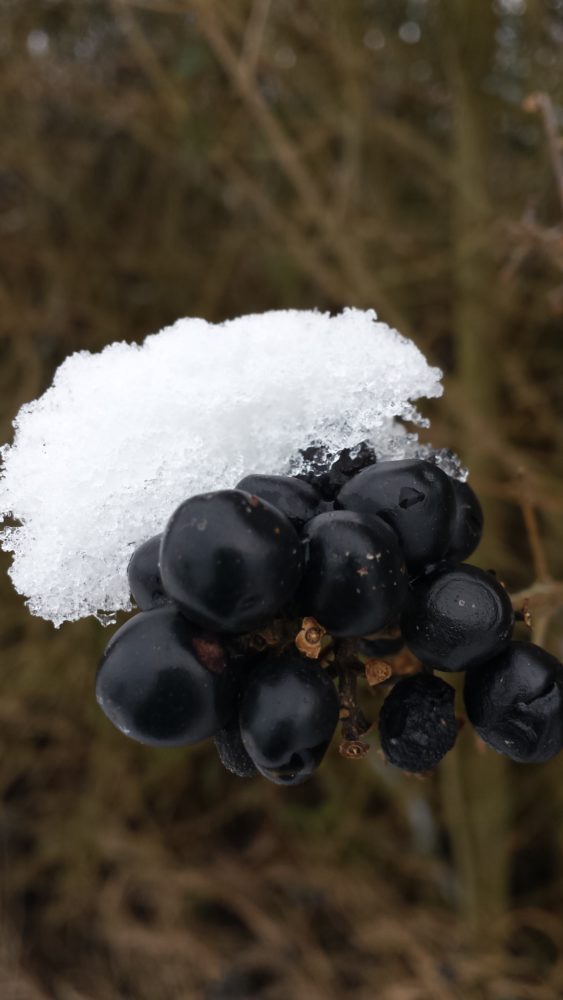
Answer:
[464,641,563,763]
[379,673,458,772]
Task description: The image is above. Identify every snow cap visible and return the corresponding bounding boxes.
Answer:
[0,309,444,626]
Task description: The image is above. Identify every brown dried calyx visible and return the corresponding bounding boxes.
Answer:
[234,618,287,654]
[295,617,327,660]
[339,739,370,759]
[364,659,392,687]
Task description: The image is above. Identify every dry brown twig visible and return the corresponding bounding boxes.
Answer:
[184,0,408,329]
[239,0,272,81]
[524,92,563,217]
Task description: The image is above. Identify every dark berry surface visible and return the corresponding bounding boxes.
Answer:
[445,479,484,563]
[401,564,514,672]
[357,634,404,658]
[464,641,563,763]
[379,673,458,772]
[96,606,236,746]
[214,720,258,777]
[159,489,304,632]
[337,459,455,573]
[240,655,339,785]
[295,441,377,500]
[235,473,321,527]
[127,533,168,611]
[298,510,407,637]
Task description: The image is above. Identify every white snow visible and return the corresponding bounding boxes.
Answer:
[0,308,446,626]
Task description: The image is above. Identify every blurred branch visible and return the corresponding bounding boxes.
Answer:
[187,0,408,329]
[216,159,350,302]
[239,0,272,81]
[511,580,563,618]
[111,0,188,118]
[512,579,563,647]
[438,382,563,512]
[524,92,563,216]
[441,0,510,939]
[520,501,550,583]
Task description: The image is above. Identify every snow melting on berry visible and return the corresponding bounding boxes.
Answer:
[0,308,448,626]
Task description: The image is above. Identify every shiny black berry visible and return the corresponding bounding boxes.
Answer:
[96,606,236,746]
[239,655,339,785]
[127,534,169,611]
[464,641,563,763]
[298,511,407,637]
[445,479,484,563]
[401,564,514,672]
[235,474,321,528]
[159,490,304,633]
[379,673,458,772]
[337,459,455,573]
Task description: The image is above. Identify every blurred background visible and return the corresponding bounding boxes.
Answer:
[1,1,563,997]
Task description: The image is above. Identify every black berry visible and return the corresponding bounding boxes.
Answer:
[337,459,455,573]
[401,564,514,672]
[379,673,458,772]
[240,655,339,785]
[445,479,484,563]
[214,720,258,777]
[96,606,236,746]
[213,658,259,777]
[464,641,563,763]
[127,533,169,610]
[159,489,304,632]
[298,510,407,637]
[235,473,321,528]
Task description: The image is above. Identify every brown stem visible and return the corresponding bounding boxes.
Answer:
[520,501,551,583]
[510,580,563,618]
[524,92,563,216]
[337,661,371,758]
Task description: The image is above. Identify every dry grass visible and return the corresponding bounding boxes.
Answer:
[1,1,563,996]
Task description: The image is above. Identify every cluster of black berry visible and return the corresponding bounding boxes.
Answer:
[96,444,563,784]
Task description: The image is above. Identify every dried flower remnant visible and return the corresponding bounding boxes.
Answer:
[295,617,326,659]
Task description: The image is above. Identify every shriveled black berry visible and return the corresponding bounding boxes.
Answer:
[240,654,339,785]
[214,721,258,777]
[379,673,458,772]
[337,459,455,573]
[127,534,169,610]
[295,441,377,500]
[96,607,236,746]
[298,510,407,637]
[464,641,563,763]
[235,473,321,528]
[401,564,514,672]
[160,489,303,633]
[445,479,484,563]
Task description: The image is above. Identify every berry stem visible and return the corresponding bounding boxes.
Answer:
[511,580,563,647]
[520,499,551,583]
[337,657,371,745]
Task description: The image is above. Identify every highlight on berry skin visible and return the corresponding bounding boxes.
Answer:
[92,443,563,784]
